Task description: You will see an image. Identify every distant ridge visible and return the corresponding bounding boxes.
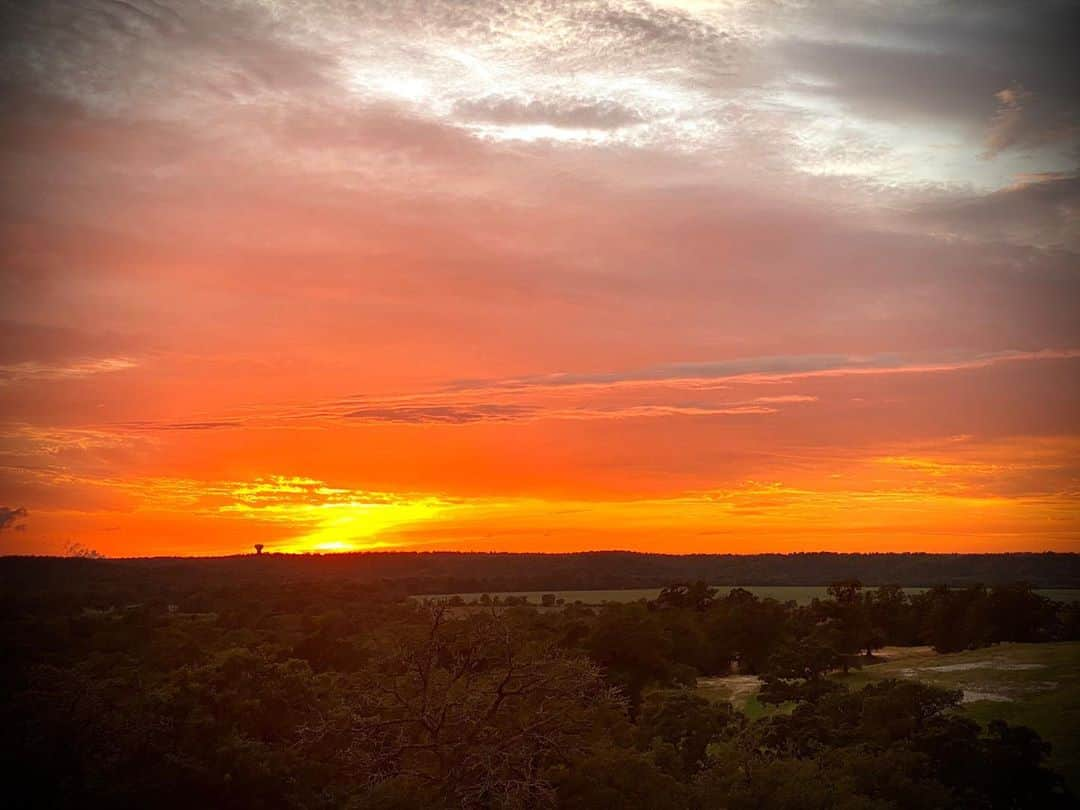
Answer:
[3,551,1078,593]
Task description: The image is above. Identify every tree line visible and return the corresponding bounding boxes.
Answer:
[4,550,1078,596]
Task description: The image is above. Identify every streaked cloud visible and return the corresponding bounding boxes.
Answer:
[0,357,138,385]
[453,348,1080,392]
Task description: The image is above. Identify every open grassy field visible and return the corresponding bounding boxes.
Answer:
[837,642,1080,794]
[420,586,1080,606]
[691,641,1080,791]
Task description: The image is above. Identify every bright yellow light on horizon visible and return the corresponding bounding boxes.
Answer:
[216,471,1078,555]
[44,462,1077,557]
[274,498,448,552]
[213,476,451,553]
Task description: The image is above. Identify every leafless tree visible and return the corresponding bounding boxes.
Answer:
[331,603,622,808]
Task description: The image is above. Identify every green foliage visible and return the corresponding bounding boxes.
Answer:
[1,572,1076,809]
[636,691,741,778]
[550,748,691,809]
[833,640,1080,796]
[585,604,674,709]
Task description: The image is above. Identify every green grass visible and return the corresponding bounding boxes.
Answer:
[690,674,795,719]
[418,586,1080,606]
[684,642,1079,792]
[834,642,1080,795]
[740,694,797,720]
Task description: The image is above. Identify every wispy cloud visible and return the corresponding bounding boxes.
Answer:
[62,347,1076,433]
[451,348,1080,392]
[0,357,138,385]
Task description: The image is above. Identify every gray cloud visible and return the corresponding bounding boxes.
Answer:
[0,0,338,113]
[115,419,245,431]
[2,0,1074,189]
[452,349,1080,391]
[335,401,810,424]
[0,506,28,531]
[983,84,1033,158]
[486,354,902,389]
[769,0,1079,168]
[342,403,534,424]
[910,172,1080,250]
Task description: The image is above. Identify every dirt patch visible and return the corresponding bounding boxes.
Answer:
[962,690,1012,703]
[697,675,762,704]
[924,661,1046,672]
[874,646,936,661]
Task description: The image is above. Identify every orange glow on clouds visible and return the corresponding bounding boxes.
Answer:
[7,427,1079,557]
[1,0,1079,557]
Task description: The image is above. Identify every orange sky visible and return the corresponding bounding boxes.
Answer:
[1,1,1079,557]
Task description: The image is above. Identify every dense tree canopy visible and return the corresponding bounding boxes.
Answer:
[2,570,1076,808]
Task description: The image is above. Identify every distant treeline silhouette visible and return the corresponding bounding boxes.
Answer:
[2,551,1078,597]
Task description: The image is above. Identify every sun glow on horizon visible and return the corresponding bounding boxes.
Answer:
[148,462,1080,556]
[211,477,452,554]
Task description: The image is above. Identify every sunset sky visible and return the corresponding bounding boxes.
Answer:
[1,0,1078,557]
